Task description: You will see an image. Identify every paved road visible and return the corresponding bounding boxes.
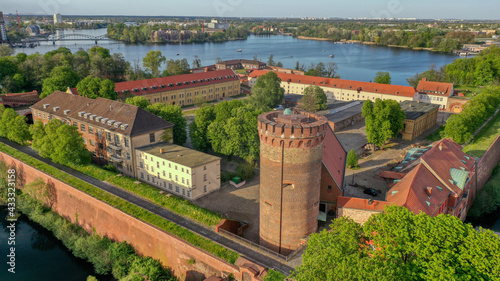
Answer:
[0,138,293,273]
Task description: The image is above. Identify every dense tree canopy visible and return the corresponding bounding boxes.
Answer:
[40,66,80,98]
[146,103,187,145]
[125,96,151,109]
[299,85,327,112]
[294,206,500,281]
[143,50,166,77]
[163,58,190,77]
[248,71,284,111]
[30,119,91,165]
[362,99,405,148]
[189,105,216,152]
[0,105,31,144]
[373,71,391,84]
[444,86,500,144]
[76,77,117,100]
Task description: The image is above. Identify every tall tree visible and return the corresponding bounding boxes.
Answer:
[125,96,151,109]
[40,66,80,98]
[192,55,202,68]
[267,54,276,66]
[146,103,187,145]
[163,58,190,77]
[299,85,327,112]
[142,50,166,77]
[189,105,216,152]
[77,77,117,100]
[248,71,284,111]
[362,99,405,149]
[373,71,391,84]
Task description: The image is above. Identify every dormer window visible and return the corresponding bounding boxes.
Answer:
[169,83,174,87]
[107,120,115,126]
[43,104,50,109]
[199,79,203,83]
[84,113,91,118]
[160,84,166,88]
[142,87,148,91]
[206,78,211,82]
[89,114,96,120]
[120,124,129,130]
[114,122,122,128]
[53,107,59,112]
[184,81,189,85]
[78,111,85,117]
[151,86,157,90]
[101,118,109,124]
[176,82,182,86]
[122,90,129,94]
[64,110,70,115]
[95,116,102,122]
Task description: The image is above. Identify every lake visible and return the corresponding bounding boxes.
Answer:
[15,29,458,86]
[0,207,113,281]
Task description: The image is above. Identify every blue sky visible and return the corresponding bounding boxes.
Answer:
[2,0,499,19]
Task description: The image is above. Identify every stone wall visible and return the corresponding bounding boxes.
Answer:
[476,134,500,190]
[0,150,265,281]
[336,208,382,224]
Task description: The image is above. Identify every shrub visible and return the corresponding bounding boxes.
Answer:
[102,164,119,173]
[221,170,235,183]
[346,149,359,169]
[236,161,255,180]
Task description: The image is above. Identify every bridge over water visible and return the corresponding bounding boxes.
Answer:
[22,33,114,43]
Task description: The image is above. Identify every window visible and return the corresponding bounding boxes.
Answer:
[97,129,102,138]
[149,133,155,143]
[169,173,172,179]
[186,169,190,174]
[82,137,87,144]
[140,162,143,168]
[187,191,190,198]
[203,174,207,181]
[88,126,94,135]
[175,165,178,170]
[126,152,130,160]
[175,175,178,181]
[328,185,332,190]
[98,143,104,149]
[186,179,190,186]
[90,140,95,146]
[169,183,173,190]
[182,189,185,196]
[157,162,160,168]
[147,175,150,181]
[80,124,86,132]
[114,134,120,145]
[182,178,185,184]
[204,185,207,193]
[203,166,207,170]
[73,121,78,127]
[124,138,129,147]
[175,186,179,193]
[106,132,111,141]
[181,168,184,173]
[163,171,166,177]
[140,173,144,179]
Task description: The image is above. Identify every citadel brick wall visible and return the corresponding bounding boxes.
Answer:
[0,150,264,281]
[258,111,328,255]
[476,134,500,190]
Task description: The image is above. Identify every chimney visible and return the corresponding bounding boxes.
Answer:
[368,199,373,205]
[439,143,443,151]
[159,148,165,154]
[426,186,432,196]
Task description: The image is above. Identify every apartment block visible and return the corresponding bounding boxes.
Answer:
[135,142,221,200]
[31,91,174,178]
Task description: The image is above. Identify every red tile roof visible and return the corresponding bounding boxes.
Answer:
[416,78,454,96]
[113,69,239,97]
[337,196,390,212]
[421,138,475,195]
[379,170,406,180]
[249,70,417,98]
[386,163,451,216]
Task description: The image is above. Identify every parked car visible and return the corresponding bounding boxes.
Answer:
[363,188,378,197]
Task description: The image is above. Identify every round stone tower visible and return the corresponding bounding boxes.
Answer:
[258,110,328,255]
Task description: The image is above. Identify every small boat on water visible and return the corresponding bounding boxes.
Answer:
[176,53,180,56]
[237,49,242,52]
[323,50,326,52]
[329,54,334,58]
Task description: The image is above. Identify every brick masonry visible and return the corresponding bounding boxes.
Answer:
[476,134,500,190]
[0,151,265,281]
[258,111,328,255]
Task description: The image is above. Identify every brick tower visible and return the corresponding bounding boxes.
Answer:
[258,110,328,255]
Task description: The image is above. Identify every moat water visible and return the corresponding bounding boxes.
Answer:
[15,28,458,86]
[0,207,113,281]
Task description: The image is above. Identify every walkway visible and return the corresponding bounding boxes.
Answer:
[0,138,293,274]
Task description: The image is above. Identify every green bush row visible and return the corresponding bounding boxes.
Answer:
[69,163,224,226]
[0,143,240,264]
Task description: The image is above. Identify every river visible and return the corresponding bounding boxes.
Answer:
[0,207,113,281]
[15,29,458,86]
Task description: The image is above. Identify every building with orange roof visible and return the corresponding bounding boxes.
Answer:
[67,70,240,107]
[337,138,477,223]
[248,70,417,104]
[415,78,454,110]
[0,90,40,108]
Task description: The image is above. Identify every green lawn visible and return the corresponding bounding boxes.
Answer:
[454,85,487,98]
[425,125,445,142]
[463,112,500,158]
[234,69,247,75]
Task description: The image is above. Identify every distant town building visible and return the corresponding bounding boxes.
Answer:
[135,142,221,200]
[53,13,62,24]
[0,12,7,42]
[151,29,201,42]
[400,101,439,141]
[26,25,41,36]
[97,69,240,107]
[249,70,417,103]
[415,78,454,110]
[31,91,174,177]
[215,59,267,71]
[338,138,477,223]
[207,19,229,30]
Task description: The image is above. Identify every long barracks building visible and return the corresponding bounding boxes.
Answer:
[68,70,241,107]
[249,70,417,104]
